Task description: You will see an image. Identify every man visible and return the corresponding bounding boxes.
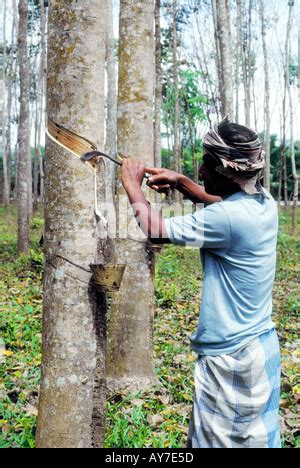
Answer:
[120,117,281,449]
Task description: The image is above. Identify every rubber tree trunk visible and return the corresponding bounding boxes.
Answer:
[242,0,253,127]
[172,0,180,173]
[289,11,298,234]
[17,0,30,254]
[282,1,294,209]
[154,0,162,203]
[235,0,243,123]
[106,0,157,393]
[211,0,223,115]
[172,0,181,203]
[214,0,233,117]
[36,0,107,449]
[6,0,17,203]
[33,0,46,210]
[2,0,10,206]
[105,0,117,253]
[260,0,271,192]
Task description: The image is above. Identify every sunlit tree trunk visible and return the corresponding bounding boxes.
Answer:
[260,0,271,192]
[2,0,10,206]
[36,0,108,448]
[289,84,298,235]
[211,0,223,114]
[40,0,46,202]
[33,0,46,210]
[105,0,117,255]
[6,0,17,201]
[214,0,233,117]
[235,0,243,123]
[282,1,294,209]
[242,0,253,127]
[17,0,30,253]
[172,0,180,203]
[164,75,171,169]
[106,0,157,392]
[154,0,162,203]
[12,0,19,200]
[289,13,298,234]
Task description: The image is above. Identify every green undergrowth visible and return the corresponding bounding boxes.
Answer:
[0,206,299,448]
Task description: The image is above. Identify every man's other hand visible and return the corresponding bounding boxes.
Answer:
[145,167,180,193]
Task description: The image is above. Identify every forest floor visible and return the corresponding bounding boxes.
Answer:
[0,205,299,448]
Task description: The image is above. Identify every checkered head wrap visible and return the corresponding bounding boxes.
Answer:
[203,116,266,196]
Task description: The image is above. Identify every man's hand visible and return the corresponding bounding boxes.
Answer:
[120,159,170,243]
[121,158,146,190]
[145,167,180,193]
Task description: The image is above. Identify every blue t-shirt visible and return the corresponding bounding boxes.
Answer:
[164,190,278,356]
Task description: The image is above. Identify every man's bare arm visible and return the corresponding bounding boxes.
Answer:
[145,167,221,204]
[176,174,221,204]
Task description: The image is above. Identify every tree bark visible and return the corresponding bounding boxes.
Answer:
[242,0,253,127]
[6,0,17,201]
[211,0,223,115]
[235,0,243,123]
[289,10,298,234]
[17,0,30,254]
[289,82,298,235]
[36,0,108,448]
[282,1,294,208]
[106,0,157,392]
[154,0,162,203]
[260,0,271,192]
[164,75,171,170]
[214,0,233,117]
[2,0,10,206]
[104,0,117,258]
[34,0,46,210]
[172,0,181,203]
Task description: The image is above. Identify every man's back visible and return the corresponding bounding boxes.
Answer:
[165,190,279,356]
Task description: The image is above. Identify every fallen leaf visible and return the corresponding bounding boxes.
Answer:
[158,395,170,405]
[147,414,164,427]
[293,384,300,396]
[187,353,197,363]
[132,399,144,408]
[24,404,38,417]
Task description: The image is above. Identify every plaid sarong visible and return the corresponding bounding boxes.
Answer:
[187,329,281,448]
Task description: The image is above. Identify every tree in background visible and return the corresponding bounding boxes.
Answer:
[172,0,181,188]
[105,0,117,242]
[260,0,271,192]
[2,0,10,206]
[242,0,254,127]
[288,5,299,233]
[106,0,157,392]
[6,0,18,202]
[33,0,46,209]
[36,0,108,448]
[17,0,30,254]
[154,0,163,203]
[280,0,294,208]
[212,0,233,117]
